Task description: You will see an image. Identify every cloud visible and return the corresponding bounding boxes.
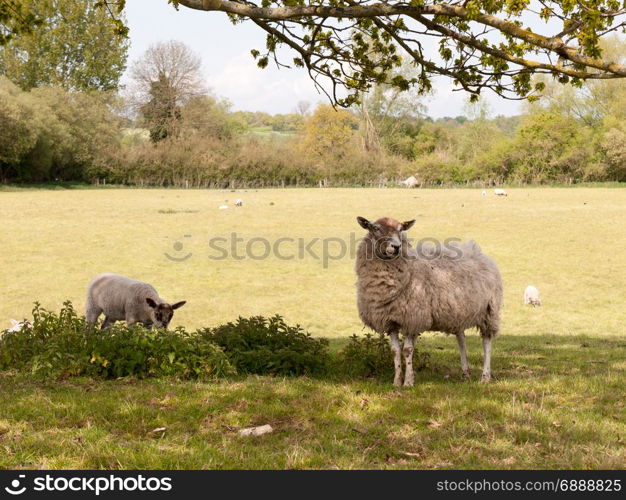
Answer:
[207,52,324,113]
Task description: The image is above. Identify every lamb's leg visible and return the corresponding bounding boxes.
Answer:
[389,332,403,387]
[402,334,416,387]
[455,331,470,380]
[100,316,114,330]
[85,300,102,325]
[481,335,492,383]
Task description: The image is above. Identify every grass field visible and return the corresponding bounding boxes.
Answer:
[1,186,625,469]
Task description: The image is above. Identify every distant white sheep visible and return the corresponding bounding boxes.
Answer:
[86,273,186,329]
[481,190,487,196]
[524,285,542,307]
[401,176,418,188]
[494,188,508,196]
[235,199,243,207]
[6,319,30,332]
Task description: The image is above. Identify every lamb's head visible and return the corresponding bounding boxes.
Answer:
[145,298,186,329]
[357,216,415,260]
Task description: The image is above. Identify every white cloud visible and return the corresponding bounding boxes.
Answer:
[207,52,324,113]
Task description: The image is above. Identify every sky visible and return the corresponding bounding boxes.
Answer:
[122,0,523,118]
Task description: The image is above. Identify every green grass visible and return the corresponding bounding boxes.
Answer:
[1,187,625,336]
[0,186,625,469]
[1,335,624,469]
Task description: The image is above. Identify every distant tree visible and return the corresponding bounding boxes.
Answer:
[0,76,120,182]
[295,101,311,118]
[130,40,206,142]
[0,0,128,91]
[300,105,358,158]
[509,111,593,183]
[140,75,182,142]
[181,94,245,139]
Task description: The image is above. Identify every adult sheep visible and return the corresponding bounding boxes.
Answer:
[86,273,186,329]
[355,217,503,386]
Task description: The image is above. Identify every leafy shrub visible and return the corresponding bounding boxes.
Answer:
[198,316,330,376]
[337,332,429,380]
[0,302,234,379]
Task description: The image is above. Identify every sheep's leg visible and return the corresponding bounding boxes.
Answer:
[389,332,403,387]
[480,335,492,383]
[455,332,470,380]
[402,334,416,387]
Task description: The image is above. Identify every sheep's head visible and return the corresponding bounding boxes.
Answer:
[357,216,415,260]
[146,298,187,329]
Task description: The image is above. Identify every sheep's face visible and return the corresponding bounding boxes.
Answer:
[146,298,187,329]
[357,216,415,260]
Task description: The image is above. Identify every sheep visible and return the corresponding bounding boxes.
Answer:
[86,273,186,330]
[494,188,508,196]
[481,190,487,196]
[355,217,503,386]
[235,198,243,207]
[5,319,30,333]
[524,285,541,307]
[401,176,418,188]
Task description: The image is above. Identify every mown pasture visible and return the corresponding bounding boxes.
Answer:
[0,186,624,468]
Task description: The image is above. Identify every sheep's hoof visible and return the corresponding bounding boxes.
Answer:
[480,374,491,384]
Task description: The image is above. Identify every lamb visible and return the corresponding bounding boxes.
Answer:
[523,285,541,306]
[7,319,30,332]
[494,188,508,196]
[355,217,503,386]
[86,273,186,329]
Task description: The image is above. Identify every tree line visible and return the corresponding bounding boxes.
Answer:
[1,1,625,186]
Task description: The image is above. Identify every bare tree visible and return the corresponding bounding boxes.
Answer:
[130,40,205,106]
[129,40,206,141]
[295,100,311,117]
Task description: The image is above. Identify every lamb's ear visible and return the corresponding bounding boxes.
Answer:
[401,219,416,231]
[357,216,373,231]
[171,301,186,310]
[146,298,158,309]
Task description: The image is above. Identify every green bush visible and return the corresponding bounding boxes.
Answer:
[337,332,429,380]
[0,302,234,379]
[198,316,330,376]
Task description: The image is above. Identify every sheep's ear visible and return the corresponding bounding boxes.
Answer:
[357,216,373,231]
[171,301,186,310]
[146,298,158,309]
[401,220,416,231]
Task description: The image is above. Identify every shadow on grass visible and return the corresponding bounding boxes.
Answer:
[1,334,625,469]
